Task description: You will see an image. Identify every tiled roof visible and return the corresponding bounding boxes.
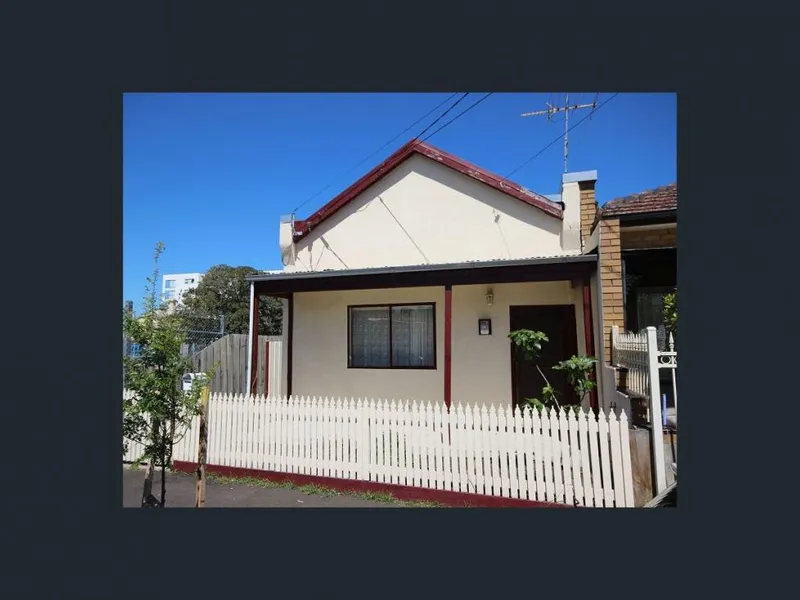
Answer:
[600,183,677,218]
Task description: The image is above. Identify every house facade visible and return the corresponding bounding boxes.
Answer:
[246,141,605,411]
[585,183,677,413]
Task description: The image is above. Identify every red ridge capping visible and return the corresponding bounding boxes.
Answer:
[293,140,563,242]
[172,461,574,508]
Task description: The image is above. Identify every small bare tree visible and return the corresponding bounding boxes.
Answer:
[123,242,212,507]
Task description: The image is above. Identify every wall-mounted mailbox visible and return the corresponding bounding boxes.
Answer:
[478,318,492,336]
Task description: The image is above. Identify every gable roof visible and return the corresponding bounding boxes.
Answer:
[292,140,563,242]
[600,182,677,218]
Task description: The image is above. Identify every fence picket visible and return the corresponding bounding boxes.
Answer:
[496,405,509,497]
[257,395,268,470]
[587,409,603,506]
[540,409,554,502]
[296,397,304,474]
[451,405,463,492]
[333,398,340,478]
[418,402,428,488]
[521,408,534,501]
[284,396,293,473]
[396,401,407,486]
[558,409,573,505]
[509,407,522,499]
[608,411,625,508]
[279,396,287,473]
[567,409,583,507]
[383,398,397,483]
[349,398,358,479]
[597,410,615,507]
[577,410,594,507]
[619,412,635,507]
[431,403,446,490]
[266,397,276,471]
[442,405,454,492]
[466,404,480,494]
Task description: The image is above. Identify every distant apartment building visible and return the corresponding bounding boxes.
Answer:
[162,272,204,305]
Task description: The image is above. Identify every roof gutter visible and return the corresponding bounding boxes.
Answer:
[246,254,597,283]
[602,209,677,224]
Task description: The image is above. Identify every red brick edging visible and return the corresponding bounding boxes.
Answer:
[172,461,573,508]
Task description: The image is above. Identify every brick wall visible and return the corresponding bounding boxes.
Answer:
[621,225,677,250]
[599,218,623,363]
[579,181,598,247]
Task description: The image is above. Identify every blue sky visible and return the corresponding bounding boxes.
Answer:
[124,92,675,309]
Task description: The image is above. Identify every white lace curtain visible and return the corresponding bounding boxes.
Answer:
[350,305,434,368]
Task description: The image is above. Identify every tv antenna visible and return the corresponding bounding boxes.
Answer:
[521,93,598,173]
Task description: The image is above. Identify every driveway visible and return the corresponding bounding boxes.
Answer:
[122,467,401,508]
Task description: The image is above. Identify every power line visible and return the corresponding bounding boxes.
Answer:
[419,92,494,143]
[291,93,460,214]
[411,92,470,142]
[503,92,619,182]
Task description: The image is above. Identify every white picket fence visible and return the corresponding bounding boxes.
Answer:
[125,391,635,507]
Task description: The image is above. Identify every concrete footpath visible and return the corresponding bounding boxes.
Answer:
[122,467,400,508]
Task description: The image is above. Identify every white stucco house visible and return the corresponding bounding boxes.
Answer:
[245,140,606,411]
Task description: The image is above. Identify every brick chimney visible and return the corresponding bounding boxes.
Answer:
[560,170,598,252]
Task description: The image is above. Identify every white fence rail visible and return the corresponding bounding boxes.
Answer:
[611,325,677,494]
[125,392,635,507]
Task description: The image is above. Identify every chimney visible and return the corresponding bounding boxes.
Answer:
[279,214,296,268]
[560,170,598,252]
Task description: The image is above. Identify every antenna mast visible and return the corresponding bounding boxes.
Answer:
[521,93,598,172]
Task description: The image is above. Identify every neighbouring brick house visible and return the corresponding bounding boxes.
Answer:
[581,183,677,362]
[579,182,677,415]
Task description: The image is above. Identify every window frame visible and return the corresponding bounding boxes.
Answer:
[347,302,437,370]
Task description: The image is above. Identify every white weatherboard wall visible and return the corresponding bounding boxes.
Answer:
[287,154,566,272]
[291,281,586,407]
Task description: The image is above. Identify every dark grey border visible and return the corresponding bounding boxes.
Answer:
[7,3,796,595]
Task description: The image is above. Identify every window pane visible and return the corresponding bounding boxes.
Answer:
[391,305,435,367]
[349,307,390,367]
[165,280,175,289]
[637,292,666,330]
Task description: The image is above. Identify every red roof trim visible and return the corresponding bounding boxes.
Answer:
[293,140,562,241]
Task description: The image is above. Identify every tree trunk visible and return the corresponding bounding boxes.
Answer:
[160,420,167,507]
[141,461,159,508]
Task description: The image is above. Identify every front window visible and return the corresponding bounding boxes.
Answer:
[635,289,668,330]
[348,304,436,369]
[164,290,175,300]
[164,280,175,289]
[185,278,195,284]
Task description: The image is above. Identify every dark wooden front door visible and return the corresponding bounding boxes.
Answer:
[510,305,579,408]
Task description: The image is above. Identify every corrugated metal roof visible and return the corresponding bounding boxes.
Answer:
[246,253,595,282]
